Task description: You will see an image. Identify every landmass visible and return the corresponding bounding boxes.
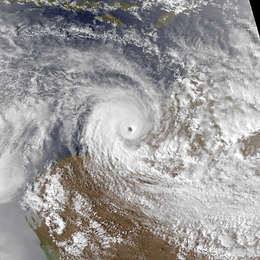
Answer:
[110,1,141,10]
[100,14,124,26]
[26,211,59,260]
[0,0,213,28]
[0,0,140,26]
[22,154,203,259]
[154,4,200,28]
[154,11,176,28]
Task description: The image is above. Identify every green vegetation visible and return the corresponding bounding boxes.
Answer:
[101,14,123,26]
[0,0,128,25]
[110,1,141,10]
[214,76,229,82]
[85,0,102,9]
[72,3,84,12]
[155,11,176,28]
[154,5,201,28]
[251,36,260,45]
[40,244,60,260]
[1,0,199,29]
[63,0,71,9]
[26,214,60,260]
[0,0,141,14]
[37,1,45,7]
[57,0,102,10]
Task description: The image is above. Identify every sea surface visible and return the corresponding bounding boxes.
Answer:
[0,0,260,259]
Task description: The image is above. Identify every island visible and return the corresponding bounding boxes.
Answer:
[0,0,211,28]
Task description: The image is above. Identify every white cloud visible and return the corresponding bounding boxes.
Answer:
[0,101,54,204]
[0,151,28,204]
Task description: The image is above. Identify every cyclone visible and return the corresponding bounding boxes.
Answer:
[83,88,159,171]
[19,44,260,259]
[1,1,260,259]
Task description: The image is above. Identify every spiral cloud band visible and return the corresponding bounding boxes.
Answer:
[1,2,260,258]
[6,45,260,259]
[83,89,159,172]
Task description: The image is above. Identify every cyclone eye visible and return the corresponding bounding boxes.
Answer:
[128,126,133,132]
